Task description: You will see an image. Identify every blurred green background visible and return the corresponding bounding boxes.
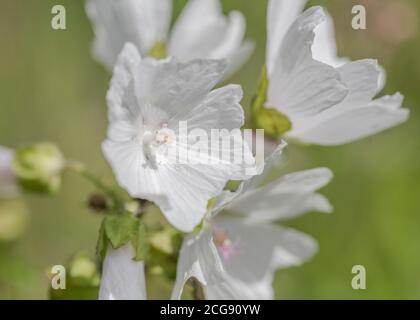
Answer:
[0,0,419,299]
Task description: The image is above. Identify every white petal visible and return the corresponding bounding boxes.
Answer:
[268,7,348,122]
[171,230,225,299]
[133,58,227,128]
[291,93,409,146]
[204,217,318,299]
[210,142,287,218]
[99,243,146,300]
[223,40,255,79]
[336,60,381,107]
[0,146,19,199]
[312,8,348,67]
[169,84,243,131]
[168,0,251,77]
[266,0,308,74]
[227,168,333,223]
[106,43,142,122]
[86,0,172,71]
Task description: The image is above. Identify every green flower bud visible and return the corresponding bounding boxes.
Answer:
[148,41,167,59]
[255,107,292,140]
[68,253,100,287]
[12,143,65,194]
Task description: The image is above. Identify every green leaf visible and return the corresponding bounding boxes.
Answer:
[255,107,292,140]
[104,212,139,250]
[132,224,149,261]
[96,220,108,261]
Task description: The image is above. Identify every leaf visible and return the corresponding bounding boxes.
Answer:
[96,220,108,261]
[132,224,149,261]
[104,213,139,250]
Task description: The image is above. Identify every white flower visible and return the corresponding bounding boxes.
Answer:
[102,43,255,232]
[86,0,253,78]
[171,144,333,299]
[266,0,409,146]
[0,146,19,199]
[99,243,147,300]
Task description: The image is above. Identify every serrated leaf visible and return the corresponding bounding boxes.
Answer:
[132,224,149,261]
[104,212,139,250]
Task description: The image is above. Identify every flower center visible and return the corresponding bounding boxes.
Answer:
[141,124,174,165]
[213,227,238,263]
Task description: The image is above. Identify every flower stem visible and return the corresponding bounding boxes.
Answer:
[65,160,124,211]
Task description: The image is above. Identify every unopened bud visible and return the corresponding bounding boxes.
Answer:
[12,142,65,194]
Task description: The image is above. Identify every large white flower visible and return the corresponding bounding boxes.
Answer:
[99,243,147,300]
[86,0,253,77]
[102,43,255,233]
[0,146,19,199]
[171,144,333,299]
[266,0,409,146]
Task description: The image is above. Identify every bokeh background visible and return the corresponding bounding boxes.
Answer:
[0,0,419,299]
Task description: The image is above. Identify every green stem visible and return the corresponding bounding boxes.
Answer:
[66,160,124,211]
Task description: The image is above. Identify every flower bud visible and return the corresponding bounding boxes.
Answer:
[12,143,65,194]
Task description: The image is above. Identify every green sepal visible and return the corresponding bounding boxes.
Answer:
[255,107,292,140]
[148,41,167,59]
[251,65,269,119]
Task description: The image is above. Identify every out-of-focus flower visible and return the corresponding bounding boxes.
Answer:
[0,146,19,199]
[0,199,29,242]
[99,243,146,300]
[49,253,101,300]
[262,0,409,146]
[86,0,253,78]
[12,142,65,194]
[171,144,333,299]
[102,43,255,233]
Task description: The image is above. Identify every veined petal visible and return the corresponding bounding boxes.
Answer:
[290,93,409,146]
[226,168,333,223]
[86,0,172,70]
[168,0,251,77]
[266,0,308,74]
[312,8,348,67]
[104,51,254,232]
[106,43,141,121]
[171,230,225,299]
[99,243,146,300]
[132,58,227,128]
[169,0,227,60]
[267,7,348,122]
